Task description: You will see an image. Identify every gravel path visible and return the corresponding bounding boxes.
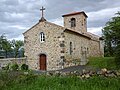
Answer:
[33,65,98,74]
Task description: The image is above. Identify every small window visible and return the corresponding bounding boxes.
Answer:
[71,18,76,27]
[40,32,45,43]
[70,42,72,55]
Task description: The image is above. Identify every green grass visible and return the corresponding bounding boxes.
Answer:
[1,57,120,90]
[1,73,120,90]
[87,57,120,70]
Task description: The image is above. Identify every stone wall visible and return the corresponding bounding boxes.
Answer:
[24,21,65,71]
[64,31,89,67]
[99,40,104,57]
[63,30,104,67]
[89,40,101,57]
[63,13,87,33]
[0,58,26,69]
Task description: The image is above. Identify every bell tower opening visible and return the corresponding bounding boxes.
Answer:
[71,18,76,27]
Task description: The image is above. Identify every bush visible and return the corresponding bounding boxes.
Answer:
[115,44,120,67]
[10,63,19,71]
[2,64,10,70]
[21,64,28,71]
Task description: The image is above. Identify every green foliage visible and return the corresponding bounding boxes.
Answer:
[0,71,120,90]
[0,35,12,58]
[115,44,120,67]
[2,64,10,70]
[11,40,24,58]
[102,11,120,57]
[10,63,19,71]
[87,57,120,70]
[21,64,29,71]
[0,34,24,58]
[17,74,37,84]
[102,11,120,65]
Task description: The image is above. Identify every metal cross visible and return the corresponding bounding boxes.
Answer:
[40,6,45,17]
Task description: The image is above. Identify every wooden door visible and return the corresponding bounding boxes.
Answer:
[40,54,46,70]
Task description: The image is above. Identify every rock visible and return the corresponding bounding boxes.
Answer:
[73,71,77,74]
[55,71,60,74]
[82,69,90,74]
[101,68,107,72]
[81,74,85,78]
[54,71,61,76]
[106,70,112,74]
[106,73,116,77]
[47,72,54,76]
[97,71,103,75]
[82,69,86,74]
[61,72,67,76]
[85,74,90,78]
[81,73,90,79]
[116,72,120,76]
[89,71,96,76]
[70,71,74,74]
[66,72,71,76]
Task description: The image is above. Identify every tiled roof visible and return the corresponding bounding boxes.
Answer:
[62,11,88,17]
[64,28,100,41]
[64,28,91,39]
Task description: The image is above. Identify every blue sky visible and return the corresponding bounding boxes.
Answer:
[0,0,120,40]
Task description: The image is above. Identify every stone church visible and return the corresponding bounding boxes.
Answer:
[23,7,104,71]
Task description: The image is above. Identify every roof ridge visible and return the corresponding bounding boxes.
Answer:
[62,11,88,17]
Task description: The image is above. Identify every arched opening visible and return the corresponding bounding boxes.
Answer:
[39,54,46,70]
[40,32,45,43]
[71,18,76,27]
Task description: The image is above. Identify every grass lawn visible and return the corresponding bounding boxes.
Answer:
[87,57,120,70]
[1,73,120,90]
[0,57,120,90]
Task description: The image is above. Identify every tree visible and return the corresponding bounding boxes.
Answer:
[0,35,12,58]
[102,11,120,64]
[11,40,24,58]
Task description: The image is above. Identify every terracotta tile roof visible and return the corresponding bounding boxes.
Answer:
[64,28,101,41]
[62,11,88,17]
[64,28,91,39]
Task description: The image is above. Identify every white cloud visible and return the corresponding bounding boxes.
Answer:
[0,0,120,40]
[40,0,47,6]
[88,27,103,36]
[8,34,24,41]
[8,25,28,30]
[87,7,120,22]
[50,17,63,26]
[86,7,120,36]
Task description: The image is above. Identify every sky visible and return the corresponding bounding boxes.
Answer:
[0,0,120,40]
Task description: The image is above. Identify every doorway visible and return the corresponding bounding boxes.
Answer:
[39,54,46,70]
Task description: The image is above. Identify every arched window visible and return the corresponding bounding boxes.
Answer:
[71,18,76,27]
[40,32,45,43]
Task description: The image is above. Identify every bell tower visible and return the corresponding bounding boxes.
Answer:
[62,11,88,32]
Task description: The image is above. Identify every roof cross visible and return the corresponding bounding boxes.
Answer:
[40,6,45,17]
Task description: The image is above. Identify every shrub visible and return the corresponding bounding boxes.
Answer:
[10,63,19,71]
[115,44,120,68]
[2,64,10,70]
[21,64,29,71]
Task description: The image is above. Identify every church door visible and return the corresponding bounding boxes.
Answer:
[39,54,46,70]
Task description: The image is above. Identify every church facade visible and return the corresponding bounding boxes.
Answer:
[23,10,104,71]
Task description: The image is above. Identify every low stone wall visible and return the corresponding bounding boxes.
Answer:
[64,59,88,68]
[0,58,26,69]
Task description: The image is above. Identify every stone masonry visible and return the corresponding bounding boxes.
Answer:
[23,11,104,71]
